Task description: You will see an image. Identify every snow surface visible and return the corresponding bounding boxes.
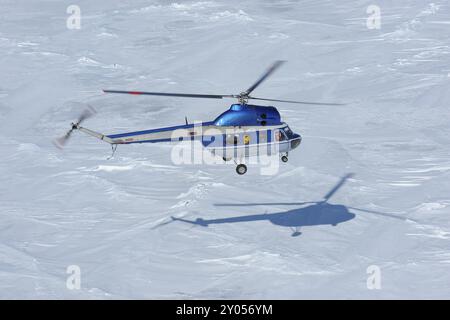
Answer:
[1,0,450,299]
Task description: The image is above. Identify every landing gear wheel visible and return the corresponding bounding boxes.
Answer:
[281,155,288,163]
[236,164,247,175]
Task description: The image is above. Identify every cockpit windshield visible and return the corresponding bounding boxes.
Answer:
[283,126,294,138]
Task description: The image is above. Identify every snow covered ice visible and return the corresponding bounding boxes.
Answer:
[0,0,450,298]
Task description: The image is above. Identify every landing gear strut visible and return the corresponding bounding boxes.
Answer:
[236,164,247,175]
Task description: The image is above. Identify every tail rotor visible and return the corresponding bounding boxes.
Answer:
[53,105,96,149]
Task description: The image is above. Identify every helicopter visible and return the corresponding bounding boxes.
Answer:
[55,61,343,175]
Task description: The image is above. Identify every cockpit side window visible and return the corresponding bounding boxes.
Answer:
[275,129,287,141]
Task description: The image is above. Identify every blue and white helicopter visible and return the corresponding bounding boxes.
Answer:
[55,61,342,174]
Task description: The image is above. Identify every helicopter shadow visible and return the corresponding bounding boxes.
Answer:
[173,202,355,237]
[172,173,359,236]
[171,173,409,237]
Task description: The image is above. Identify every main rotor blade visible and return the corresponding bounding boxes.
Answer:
[249,96,346,106]
[215,202,315,207]
[347,206,415,222]
[103,90,233,100]
[244,60,285,95]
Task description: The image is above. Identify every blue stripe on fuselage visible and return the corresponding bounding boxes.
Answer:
[119,138,173,144]
[107,121,215,139]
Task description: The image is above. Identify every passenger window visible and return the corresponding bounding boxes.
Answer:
[259,131,267,143]
[226,134,240,146]
[243,135,250,145]
[226,134,234,145]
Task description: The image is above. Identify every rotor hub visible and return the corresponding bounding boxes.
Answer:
[238,92,249,104]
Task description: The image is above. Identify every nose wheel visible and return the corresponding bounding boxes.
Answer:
[236,164,247,175]
[281,153,288,163]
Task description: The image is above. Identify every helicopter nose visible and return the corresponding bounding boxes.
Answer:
[291,134,302,149]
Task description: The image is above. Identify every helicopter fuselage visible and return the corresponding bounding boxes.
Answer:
[104,104,302,159]
[74,104,301,174]
[106,122,301,155]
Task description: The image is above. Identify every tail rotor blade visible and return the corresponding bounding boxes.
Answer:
[53,136,66,149]
[77,104,96,124]
[53,129,73,149]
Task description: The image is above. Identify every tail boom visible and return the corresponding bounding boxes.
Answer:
[77,125,114,144]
